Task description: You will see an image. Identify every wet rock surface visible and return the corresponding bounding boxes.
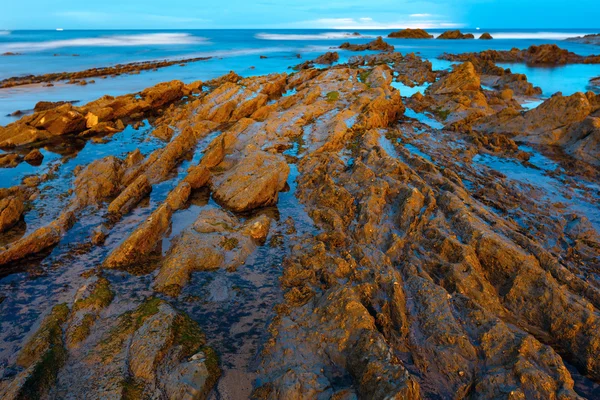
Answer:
[1,48,600,399]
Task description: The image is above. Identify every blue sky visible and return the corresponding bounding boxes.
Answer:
[1,0,599,30]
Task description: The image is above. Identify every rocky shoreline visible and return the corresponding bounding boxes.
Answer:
[0,56,212,89]
[1,43,600,399]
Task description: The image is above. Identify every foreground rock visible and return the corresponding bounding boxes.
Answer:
[155,208,271,296]
[440,44,600,65]
[212,151,290,212]
[1,52,600,399]
[388,28,433,39]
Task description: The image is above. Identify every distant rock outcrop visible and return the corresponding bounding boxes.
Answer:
[388,28,433,39]
[340,36,394,51]
[437,30,475,39]
[440,44,600,65]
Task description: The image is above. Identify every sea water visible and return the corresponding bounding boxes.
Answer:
[0,29,599,125]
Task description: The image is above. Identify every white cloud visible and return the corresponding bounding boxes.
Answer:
[410,14,432,18]
[296,16,462,29]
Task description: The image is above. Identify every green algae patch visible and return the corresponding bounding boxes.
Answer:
[72,277,114,313]
[18,343,68,400]
[358,70,372,83]
[435,108,450,121]
[200,345,221,397]
[17,303,69,368]
[121,376,145,400]
[172,313,206,357]
[16,303,70,400]
[69,313,96,345]
[98,298,163,363]
[220,236,239,251]
[326,91,340,102]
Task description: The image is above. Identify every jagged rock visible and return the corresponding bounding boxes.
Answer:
[140,80,184,108]
[152,125,175,141]
[104,203,172,269]
[388,28,433,39]
[212,151,290,212]
[0,211,74,266]
[0,152,21,167]
[24,149,44,164]
[107,174,151,216]
[562,116,600,165]
[474,92,594,140]
[428,62,481,95]
[314,51,339,65]
[73,156,124,208]
[34,100,76,113]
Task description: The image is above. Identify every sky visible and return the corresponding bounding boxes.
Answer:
[1,0,599,30]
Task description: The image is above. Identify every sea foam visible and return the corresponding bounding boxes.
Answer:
[256,32,374,41]
[0,33,208,52]
[489,31,593,40]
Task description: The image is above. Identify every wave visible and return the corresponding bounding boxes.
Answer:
[180,45,333,60]
[0,30,10,35]
[256,32,375,41]
[0,33,208,52]
[488,32,594,40]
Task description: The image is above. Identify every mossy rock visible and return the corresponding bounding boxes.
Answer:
[326,91,340,102]
[121,376,145,400]
[68,313,96,345]
[16,303,70,400]
[172,313,206,358]
[220,236,239,251]
[72,277,114,313]
[17,303,69,368]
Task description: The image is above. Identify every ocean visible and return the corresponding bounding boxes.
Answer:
[0,29,599,126]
